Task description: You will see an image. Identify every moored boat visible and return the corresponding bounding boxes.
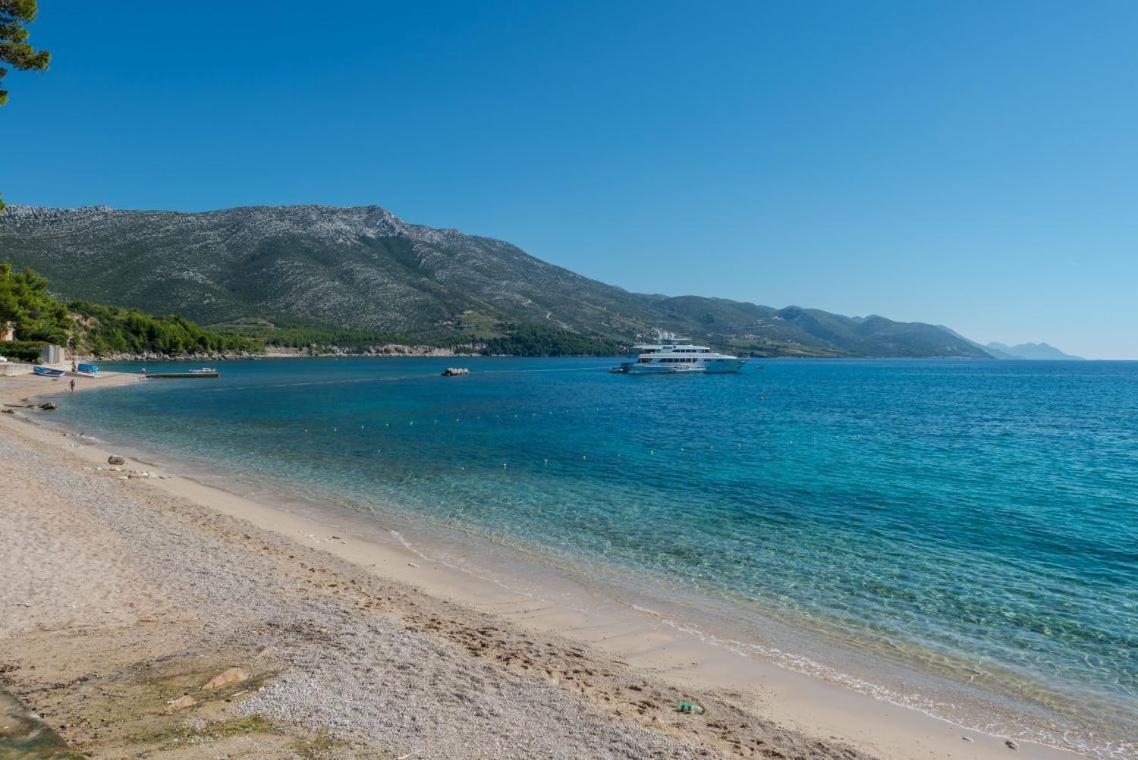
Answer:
[33,366,66,377]
[611,332,746,375]
[144,368,220,379]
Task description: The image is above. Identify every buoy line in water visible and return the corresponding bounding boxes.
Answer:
[476,365,613,374]
[185,371,454,394]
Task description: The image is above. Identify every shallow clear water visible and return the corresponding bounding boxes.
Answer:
[55,358,1138,756]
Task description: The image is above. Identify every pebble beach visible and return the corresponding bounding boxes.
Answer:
[0,372,1083,759]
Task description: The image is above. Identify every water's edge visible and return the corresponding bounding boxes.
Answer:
[37,359,1137,760]
[31,409,1100,758]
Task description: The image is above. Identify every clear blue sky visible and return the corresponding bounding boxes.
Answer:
[3,1,1136,357]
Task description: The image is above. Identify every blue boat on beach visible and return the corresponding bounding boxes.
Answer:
[77,362,99,375]
[33,366,66,377]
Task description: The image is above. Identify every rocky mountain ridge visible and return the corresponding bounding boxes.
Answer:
[0,204,990,358]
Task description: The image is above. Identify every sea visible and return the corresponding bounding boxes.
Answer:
[51,357,1138,758]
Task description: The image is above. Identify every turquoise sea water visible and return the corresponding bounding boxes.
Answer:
[54,358,1137,756]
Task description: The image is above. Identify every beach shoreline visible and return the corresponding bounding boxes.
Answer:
[0,371,1084,759]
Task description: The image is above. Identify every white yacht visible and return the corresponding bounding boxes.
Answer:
[611,333,747,374]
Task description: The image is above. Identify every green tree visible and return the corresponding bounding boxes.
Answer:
[1,0,51,210]
[0,261,70,343]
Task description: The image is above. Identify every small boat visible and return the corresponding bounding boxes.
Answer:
[75,362,100,376]
[33,366,66,377]
[611,332,746,375]
[145,368,220,379]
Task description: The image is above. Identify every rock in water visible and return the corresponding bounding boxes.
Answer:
[1005,740,1019,750]
[202,667,249,691]
[442,367,470,376]
[107,455,126,465]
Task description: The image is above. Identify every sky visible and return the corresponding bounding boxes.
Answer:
[2,1,1137,358]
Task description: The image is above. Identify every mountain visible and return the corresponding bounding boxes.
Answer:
[985,342,1084,361]
[0,204,989,358]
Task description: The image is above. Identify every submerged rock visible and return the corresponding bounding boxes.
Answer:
[0,690,74,757]
[107,455,126,465]
[442,367,470,377]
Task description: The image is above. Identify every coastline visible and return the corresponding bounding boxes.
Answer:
[0,372,1084,759]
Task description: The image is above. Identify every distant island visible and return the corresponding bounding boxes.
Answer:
[984,342,1084,361]
[0,203,1065,359]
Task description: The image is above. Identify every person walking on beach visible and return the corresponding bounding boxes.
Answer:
[70,378,76,392]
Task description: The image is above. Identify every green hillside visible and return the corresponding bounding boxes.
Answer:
[0,204,991,358]
[0,263,259,360]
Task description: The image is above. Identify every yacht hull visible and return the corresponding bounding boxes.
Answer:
[703,358,747,373]
[619,358,746,375]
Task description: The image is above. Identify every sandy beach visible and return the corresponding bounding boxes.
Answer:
[0,372,1082,759]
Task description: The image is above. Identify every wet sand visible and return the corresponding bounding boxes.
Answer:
[0,372,1081,758]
